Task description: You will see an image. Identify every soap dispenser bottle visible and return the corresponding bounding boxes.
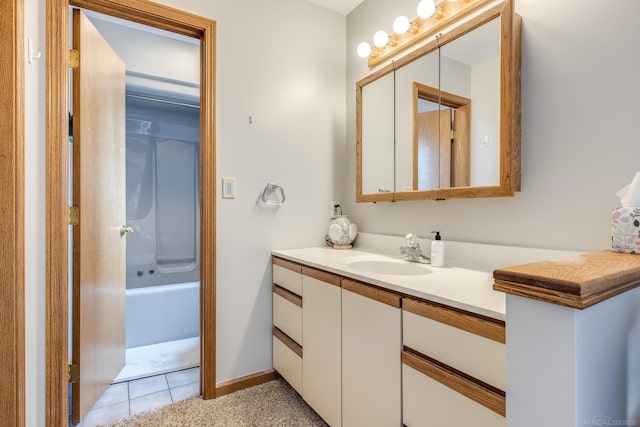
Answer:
[430,231,445,267]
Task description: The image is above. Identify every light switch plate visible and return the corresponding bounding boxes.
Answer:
[222,177,236,199]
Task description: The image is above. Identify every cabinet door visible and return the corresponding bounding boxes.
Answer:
[273,257,303,295]
[273,285,302,345]
[402,362,507,427]
[342,280,401,427]
[273,331,303,395]
[302,268,342,427]
[403,298,506,391]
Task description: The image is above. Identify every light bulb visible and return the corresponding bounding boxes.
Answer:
[417,0,436,18]
[373,30,390,48]
[393,16,411,35]
[357,42,372,58]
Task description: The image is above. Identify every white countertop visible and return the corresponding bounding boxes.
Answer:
[272,246,506,321]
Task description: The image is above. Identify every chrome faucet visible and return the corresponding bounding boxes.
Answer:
[400,233,431,264]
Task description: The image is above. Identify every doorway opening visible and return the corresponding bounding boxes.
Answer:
[118,88,201,382]
[46,1,216,426]
[68,8,203,425]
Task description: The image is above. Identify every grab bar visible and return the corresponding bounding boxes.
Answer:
[261,182,286,205]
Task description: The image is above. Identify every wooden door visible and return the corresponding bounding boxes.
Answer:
[415,109,453,190]
[451,106,471,187]
[71,9,127,424]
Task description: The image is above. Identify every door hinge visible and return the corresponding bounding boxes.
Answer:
[69,49,80,69]
[69,206,80,226]
[68,364,79,384]
[451,129,458,140]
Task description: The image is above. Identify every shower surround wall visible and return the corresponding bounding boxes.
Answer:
[125,95,200,289]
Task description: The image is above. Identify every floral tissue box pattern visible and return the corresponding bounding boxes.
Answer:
[611,207,640,254]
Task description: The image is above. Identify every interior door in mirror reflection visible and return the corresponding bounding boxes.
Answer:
[413,83,470,190]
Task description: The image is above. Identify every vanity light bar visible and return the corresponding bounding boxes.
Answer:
[357,0,490,67]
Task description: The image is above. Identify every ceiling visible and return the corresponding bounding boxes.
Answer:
[304,0,364,15]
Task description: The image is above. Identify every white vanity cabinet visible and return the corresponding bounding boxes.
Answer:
[402,297,506,427]
[341,279,402,427]
[301,266,342,427]
[272,255,506,427]
[272,257,303,395]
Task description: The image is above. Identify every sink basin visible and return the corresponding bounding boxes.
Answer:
[344,258,432,276]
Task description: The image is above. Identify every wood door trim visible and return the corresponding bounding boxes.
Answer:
[46,0,216,424]
[402,347,506,417]
[273,256,303,274]
[404,298,505,344]
[273,285,303,308]
[273,327,303,358]
[1,0,25,425]
[342,278,401,308]
[302,266,342,287]
[216,368,280,397]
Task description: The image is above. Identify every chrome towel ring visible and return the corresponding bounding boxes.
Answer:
[261,182,286,204]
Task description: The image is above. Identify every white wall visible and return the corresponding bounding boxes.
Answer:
[23,0,345,425]
[24,1,46,426]
[346,0,640,252]
[209,0,346,384]
[88,16,200,85]
[470,55,500,186]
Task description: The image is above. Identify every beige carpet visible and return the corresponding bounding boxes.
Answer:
[101,379,328,427]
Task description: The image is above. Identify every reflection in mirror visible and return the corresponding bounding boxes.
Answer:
[394,49,439,192]
[413,83,471,190]
[356,0,520,202]
[361,71,394,194]
[439,17,500,187]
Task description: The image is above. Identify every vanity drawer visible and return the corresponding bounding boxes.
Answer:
[273,328,303,395]
[403,298,506,391]
[273,285,302,345]
[273,257,302,296]
[402,349,505,427]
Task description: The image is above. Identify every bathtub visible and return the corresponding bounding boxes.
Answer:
[126,281,200,348]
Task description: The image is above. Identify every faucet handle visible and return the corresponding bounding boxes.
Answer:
[405,233,420,248]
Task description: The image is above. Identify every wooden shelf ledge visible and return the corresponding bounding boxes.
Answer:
[493,250,640,309]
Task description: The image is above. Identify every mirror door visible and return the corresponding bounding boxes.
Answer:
[439,16,500,188]
[361,72,395,195]
[394,48,439,193]
[356,0,521,202]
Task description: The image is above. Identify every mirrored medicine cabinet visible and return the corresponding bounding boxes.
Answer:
[356,0,521,202]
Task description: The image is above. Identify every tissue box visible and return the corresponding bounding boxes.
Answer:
[611,207,640,254]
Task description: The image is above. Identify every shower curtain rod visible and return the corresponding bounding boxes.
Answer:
[126,93,200,109]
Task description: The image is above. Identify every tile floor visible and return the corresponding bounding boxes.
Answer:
[77,367,200,427]
[114,337,199,383]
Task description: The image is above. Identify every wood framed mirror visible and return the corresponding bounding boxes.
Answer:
[356,0,521,202]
